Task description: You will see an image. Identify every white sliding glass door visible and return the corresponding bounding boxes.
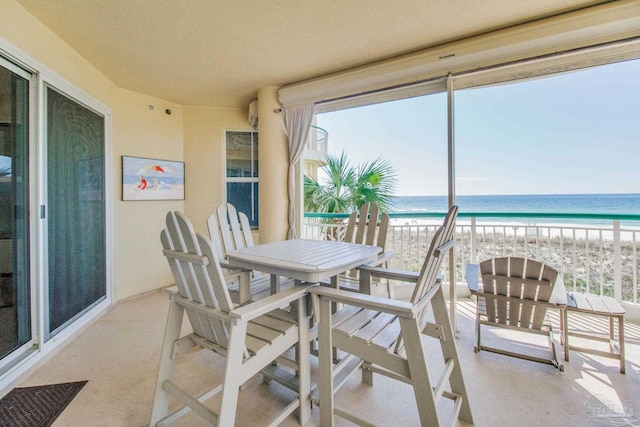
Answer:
[44,86,106,338]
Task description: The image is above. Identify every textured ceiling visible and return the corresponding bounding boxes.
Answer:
[16,0,609,107]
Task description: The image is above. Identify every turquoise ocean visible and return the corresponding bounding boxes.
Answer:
[390,194,640,225]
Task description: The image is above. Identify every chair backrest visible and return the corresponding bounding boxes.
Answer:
[162,210,235,348]
[344,202,389,252]
[410,205,458,304]
[207,203,260,276]
[479,257,559,330]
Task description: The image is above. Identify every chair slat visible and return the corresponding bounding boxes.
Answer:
[252,314,296,333]
[494,258,509,325]
[370,318,402,350]
[335,308,379,337]
[247,322,283,344]
[265,308,298,324]
[480,259,497,322]
[344,211,357,244]
[225,203,245,252]
[354,204,368,245]
[508,257,525,326]
[377,214,389,252]
[245,334,271,355]
[217,203,237,255]
[238,211,255,250]
[331,305,362,328]
[531,261,556,329]
[353,312,397,344]
[365,203,379,246]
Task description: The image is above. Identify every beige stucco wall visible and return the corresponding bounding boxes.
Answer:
[112,90,184,300]
[182,105,251,237]
[0,0,185,300]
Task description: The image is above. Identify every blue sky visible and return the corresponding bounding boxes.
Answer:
[317,59,640,196]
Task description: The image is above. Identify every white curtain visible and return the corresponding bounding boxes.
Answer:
[283,103,315,239]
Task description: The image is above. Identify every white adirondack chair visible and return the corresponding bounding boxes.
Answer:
[466,256,563,370]
[150,210,312,426]
[207,203,256,264]
[310,205,474,426]
[328,202,395,297]
[207,203,293,301]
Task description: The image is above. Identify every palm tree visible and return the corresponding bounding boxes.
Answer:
[304,151,397,213]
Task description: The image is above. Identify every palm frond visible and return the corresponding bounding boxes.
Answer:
[353,157,397,211]
[303,150,398,214]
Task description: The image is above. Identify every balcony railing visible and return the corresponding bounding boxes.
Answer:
[302,211,640,306]
[303,126,329,165]
[307,125,328,152]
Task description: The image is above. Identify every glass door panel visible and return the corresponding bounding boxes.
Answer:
[0,62,31,359]
[46,87,105,337]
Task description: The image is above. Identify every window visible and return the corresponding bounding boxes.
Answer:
[225,130,258,228]
[0,58,31,359]
[456,59,640,196]
[317,92,448,198]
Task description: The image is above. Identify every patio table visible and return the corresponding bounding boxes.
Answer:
[226,238,381,423]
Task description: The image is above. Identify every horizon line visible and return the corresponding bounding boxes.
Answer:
[395,192,640,198]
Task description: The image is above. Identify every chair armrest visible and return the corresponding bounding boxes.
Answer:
[219,259,246,272]
[357,264,420,283]
[369,250,396,266]
[230,283,316,321]
[222,267,251,282]
[309,286,416,319]
[173,294,233,323]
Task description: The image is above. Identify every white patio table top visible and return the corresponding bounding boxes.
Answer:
[226,238,380,284]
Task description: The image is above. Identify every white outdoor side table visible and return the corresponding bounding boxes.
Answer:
[563,292,625,374]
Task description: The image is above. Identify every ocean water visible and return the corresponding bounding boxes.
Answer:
[392,194,640,214]
[390,194,640,225]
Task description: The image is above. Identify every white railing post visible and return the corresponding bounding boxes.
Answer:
[470,217,477,264]
[613,220,622,301]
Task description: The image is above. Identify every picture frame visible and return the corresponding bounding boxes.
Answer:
[122,155,184,201]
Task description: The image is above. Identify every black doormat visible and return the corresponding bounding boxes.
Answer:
[0,381,87,427]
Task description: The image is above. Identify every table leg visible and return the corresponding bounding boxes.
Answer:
[238,271,250,305]
[271,274,280,294]
[297,294,311,424]
[609,315,614,341]
[359,268,371,295]
[563,307,570,362]
[619,315,625,374]
[329,275,340,362]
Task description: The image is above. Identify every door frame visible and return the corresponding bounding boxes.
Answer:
[0,37,113,393]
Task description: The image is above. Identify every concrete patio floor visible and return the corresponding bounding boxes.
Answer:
[15,289,640,426]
